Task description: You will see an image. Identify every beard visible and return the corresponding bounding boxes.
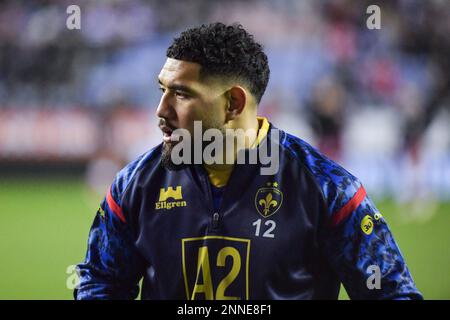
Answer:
[161,140,187,171]
[159,118,225,171]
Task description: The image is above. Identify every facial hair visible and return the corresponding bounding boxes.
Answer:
[159,117,225,171]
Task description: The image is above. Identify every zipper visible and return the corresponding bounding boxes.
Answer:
[195,165,221,231]
[196,163,243,232]
[212,212,220,230]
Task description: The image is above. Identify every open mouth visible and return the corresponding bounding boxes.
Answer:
[159,125,174,143]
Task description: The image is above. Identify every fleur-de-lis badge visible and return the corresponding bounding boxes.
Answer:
[254,183,283,218]
[259,193,277,216]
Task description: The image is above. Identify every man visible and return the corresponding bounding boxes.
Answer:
[75,23,422,300]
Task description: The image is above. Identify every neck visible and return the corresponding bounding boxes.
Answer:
[203,115,269,188]
[205,115,259,171]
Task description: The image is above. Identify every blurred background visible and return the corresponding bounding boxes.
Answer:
[0,0,449,299]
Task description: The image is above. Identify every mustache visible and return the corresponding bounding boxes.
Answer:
[158,118,177,131]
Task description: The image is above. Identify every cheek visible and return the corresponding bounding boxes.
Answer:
[205,97,226,120]
[174,102,200,131]
[175,97,226,131]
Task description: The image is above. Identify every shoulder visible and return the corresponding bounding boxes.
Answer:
[106,144,162,222]
[279,130,366,226]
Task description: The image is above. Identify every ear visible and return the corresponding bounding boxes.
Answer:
[225,86,247,122]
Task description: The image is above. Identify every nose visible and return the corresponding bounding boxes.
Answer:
[156,92,175,120]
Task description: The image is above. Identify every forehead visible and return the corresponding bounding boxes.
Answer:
[158,58,202,85]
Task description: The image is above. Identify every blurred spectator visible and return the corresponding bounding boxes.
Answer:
[307,75,346,161]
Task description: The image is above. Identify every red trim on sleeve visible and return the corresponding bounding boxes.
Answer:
[330,185,366,227]
[106,187,126,223]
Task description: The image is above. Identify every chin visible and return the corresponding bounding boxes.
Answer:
[160,141,186,171]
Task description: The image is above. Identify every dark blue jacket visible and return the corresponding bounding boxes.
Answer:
[75,123,422,300]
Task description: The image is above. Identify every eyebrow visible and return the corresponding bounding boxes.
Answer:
[158,79,197,96]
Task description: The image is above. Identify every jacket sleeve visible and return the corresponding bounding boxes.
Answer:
[74,184,144,300]
[321,180,423,300]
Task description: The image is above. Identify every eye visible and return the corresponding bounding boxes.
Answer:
[175,91,189,99]
[159,87,166,93]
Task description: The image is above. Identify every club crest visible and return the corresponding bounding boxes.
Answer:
[254,182,283,218]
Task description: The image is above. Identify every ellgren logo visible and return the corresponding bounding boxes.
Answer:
[156,186,187,210]
[254,182,283,218]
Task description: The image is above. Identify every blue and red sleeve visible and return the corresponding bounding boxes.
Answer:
[322,178,423,299]
[75,181,144,300]
[284,135,423,299]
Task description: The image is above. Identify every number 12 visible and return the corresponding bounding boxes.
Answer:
[252,219,276,238]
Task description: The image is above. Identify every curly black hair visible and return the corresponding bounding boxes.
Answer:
[166,23,270,104]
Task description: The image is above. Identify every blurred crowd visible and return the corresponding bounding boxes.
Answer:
[0,0,449,200]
